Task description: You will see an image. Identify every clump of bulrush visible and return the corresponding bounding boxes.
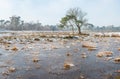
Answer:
[88,47,97,51]
[96,52,103,57]
[2,71,9,76]
[96,51,113,57]
[8,67,16,72]
[80,74,85,79]
[11,46,18,51]
[114,57,120,63]
[51,46,58,49]
[33,58,39,62]
[46,38,53,42]
[111,34,120,37]
[64,63,70,70]
[118,48,120,51]
[63,63,74,70]
[105,51,113,57]
[82,42,97,48]
[81,53,87,58]
[66,53,71,56]
[34,38,40,41]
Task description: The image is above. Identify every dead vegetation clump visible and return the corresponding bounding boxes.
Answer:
[88,47,97,51]
[94,33,103,37]
[82,42,97,51]
[32,58,39,62]
[46,38,53,42]
[105,51,113,57]
[96,51,113,57]
[96,52,103,57]
[8,67,16,72]
[82,42,97,48]
[114,57,120,63]
[94,34,100,37]
[2,67,16,76]
[66,53,71,56]
[63,63,74,70]
[64,63,71,70]
[2,71,9,76]
[40,34,47,37]
[51,45,58,49]
[34,38,40,41]
[63,35,74,39]
[118,48,120,51]
[11,46,18,51]
[94,33,111,37]
[4,43,10,48]
[81,53,87,58]
[111,34,120,37]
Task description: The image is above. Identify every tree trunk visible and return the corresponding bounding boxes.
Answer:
[71,26,74,35]
[69,21,74,35]
[78,26,81,34]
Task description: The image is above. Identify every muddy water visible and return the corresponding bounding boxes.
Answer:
[0,36,120,79]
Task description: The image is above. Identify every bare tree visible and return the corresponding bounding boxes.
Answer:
[0,20,5,28]
[9,16,23,30]
[60,8,88,34]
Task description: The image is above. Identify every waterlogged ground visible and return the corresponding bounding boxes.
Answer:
[0,32,120,79]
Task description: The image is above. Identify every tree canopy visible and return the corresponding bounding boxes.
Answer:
[59,8,88,34]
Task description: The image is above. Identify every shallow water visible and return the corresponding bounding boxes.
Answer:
[0,33,120,79]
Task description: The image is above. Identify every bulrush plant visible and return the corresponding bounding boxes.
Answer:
[64,53,74,70]
[82,41,97,51]
[32,51,40,63]
[96,51,113,57]
[64,62,74,70]
[40,34,46,38]
[32,58,39,62]
[64,63,71,70]
[66,53,71,56]
[34,38,40,41]
[114,57,120,63]
[96,52,103,57]
[88,47,97,51]
[11,46,18,51]
[118,48,120,51]
[111,34,120,37]
[51,45,58,49]
[81,53,87,58]
[8,67,16,72]
[4,43,11,50]
[82,41,97,48]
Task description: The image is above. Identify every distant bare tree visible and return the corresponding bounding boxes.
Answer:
[0,20,5,28]
[9,16,24,30]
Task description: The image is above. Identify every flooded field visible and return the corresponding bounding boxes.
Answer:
[0,31,120,79]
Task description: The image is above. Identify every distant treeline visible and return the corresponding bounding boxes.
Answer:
[83,25,120,32]
[0,16,58,31]
[0,15,120,32]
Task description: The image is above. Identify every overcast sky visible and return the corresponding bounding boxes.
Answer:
[0,0,120,26]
